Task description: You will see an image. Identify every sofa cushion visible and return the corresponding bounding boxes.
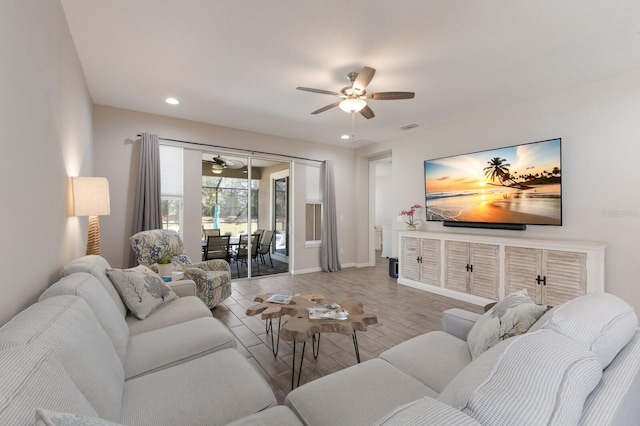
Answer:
[440,330,602,425]
[285,358,437,426]
[36,408,124,426]
[0,344,98,425]
[125,295,213,335]
[537,291,638,368]
[374,396,481,426]
[0,296,125,422]
[63,255,127,317]
[39,272,129,365]
[124,316,237,380]
[380,330,472,393]
[120,348,276,426]
[224,406,304,426]
[107,265,178,320]
[466,289,546,359]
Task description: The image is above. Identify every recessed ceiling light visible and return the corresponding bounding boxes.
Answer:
[341,134,351,140]
[165,97,179,105]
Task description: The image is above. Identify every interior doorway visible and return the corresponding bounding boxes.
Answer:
[369,157,393,266]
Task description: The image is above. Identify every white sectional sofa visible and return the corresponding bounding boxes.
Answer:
[284,292,640,425]
[0,255,279,425]
[2,253,640,425]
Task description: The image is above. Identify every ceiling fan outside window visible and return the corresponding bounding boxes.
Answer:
[296,66,415,119]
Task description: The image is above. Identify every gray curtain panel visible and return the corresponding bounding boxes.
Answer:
[130,133,162,266]
[321,160,341,272]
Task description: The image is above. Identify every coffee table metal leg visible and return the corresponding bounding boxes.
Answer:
[268,317,282,357]
[352,330,361,363]
[291,340,307,390]
[312,333,321,359]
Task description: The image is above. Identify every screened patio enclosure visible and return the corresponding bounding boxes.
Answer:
[201,152,290,279]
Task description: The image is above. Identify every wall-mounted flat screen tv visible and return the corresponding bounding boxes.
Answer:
[424,138,562,228]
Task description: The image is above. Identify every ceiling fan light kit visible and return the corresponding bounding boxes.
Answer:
[339,97,367,113]
[297,66,414,119]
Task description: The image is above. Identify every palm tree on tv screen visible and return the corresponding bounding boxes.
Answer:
[483,157,529,188]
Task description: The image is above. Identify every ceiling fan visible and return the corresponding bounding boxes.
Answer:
[204,155,245,174]
[296,66,415,119]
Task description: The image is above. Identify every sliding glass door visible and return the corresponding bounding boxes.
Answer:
[201,152,290,279]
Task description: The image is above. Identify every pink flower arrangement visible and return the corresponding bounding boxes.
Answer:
[400,204,422,226]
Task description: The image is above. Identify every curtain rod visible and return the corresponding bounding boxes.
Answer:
[136,134,324,164]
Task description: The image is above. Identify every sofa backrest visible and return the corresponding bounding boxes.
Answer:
[439,329,602,425]
[63,255,127,317]
[39,272,129,365]
[0,296,125,422]
[580,329,640,424]
[0,343,98,425]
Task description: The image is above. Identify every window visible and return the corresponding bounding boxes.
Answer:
[160,145,183,234]
[305,164,322,244]
[305,203,322,241]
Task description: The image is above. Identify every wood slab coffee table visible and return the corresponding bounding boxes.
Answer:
[247,294,377,389]
[246,294,325,356]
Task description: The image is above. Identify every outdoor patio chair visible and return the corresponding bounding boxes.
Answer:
[257,230,275,267]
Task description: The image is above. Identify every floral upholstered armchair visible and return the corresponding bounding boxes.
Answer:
[130,229,231,308]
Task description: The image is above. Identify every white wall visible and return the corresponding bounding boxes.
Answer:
[357,69,640,313]
[0,1,93,325]
[92,105,357,272]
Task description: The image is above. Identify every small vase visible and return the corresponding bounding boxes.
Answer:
[407,224,417,231]
[155,263,173,277]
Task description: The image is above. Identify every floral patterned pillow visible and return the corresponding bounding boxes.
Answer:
[467,289,547,359]
[106,265,177,320]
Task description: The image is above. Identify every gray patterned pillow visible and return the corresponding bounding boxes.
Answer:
[467,289,546,359]
[106,265,177,319]
[36,409,124,425]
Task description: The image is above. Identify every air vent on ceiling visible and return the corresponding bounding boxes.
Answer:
[400,123,419,131]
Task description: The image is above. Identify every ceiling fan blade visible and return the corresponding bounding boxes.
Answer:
[359,105,375,119]
[296,87,342,96]
[221,159,245,169]
[366,92,415,100]
[311,101,341,115]
[352,67,376,93]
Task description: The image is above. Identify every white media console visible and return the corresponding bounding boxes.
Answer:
[397,231,606,306]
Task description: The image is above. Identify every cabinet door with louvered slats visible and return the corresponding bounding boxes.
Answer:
[419,238,441,286]
[444,241,470,293]
[505,246,542,303]
[400,237,420,281]
[469,243,500,300]
[542,250,587,307]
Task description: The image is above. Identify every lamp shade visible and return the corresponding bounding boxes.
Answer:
[339,97,367,113]
[70,177,111,216]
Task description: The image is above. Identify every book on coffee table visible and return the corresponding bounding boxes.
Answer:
[266,294,293,304]
[306,303,348,321]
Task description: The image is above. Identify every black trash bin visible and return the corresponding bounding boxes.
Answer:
[389,257,398,278]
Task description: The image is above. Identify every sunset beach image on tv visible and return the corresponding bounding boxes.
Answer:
[424,138,562,226]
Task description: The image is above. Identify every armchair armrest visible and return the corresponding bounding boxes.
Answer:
[189,259,231,273]
[441,308,482,341]
[167,279,197,297]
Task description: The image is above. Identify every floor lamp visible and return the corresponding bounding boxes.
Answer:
[70,177,111,255]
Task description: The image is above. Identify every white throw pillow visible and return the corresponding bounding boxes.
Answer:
[106,265,177,319]
[539,292,638,368]
[466,289,546,359]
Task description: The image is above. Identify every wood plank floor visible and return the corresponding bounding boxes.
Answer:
[212,253,484,404]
